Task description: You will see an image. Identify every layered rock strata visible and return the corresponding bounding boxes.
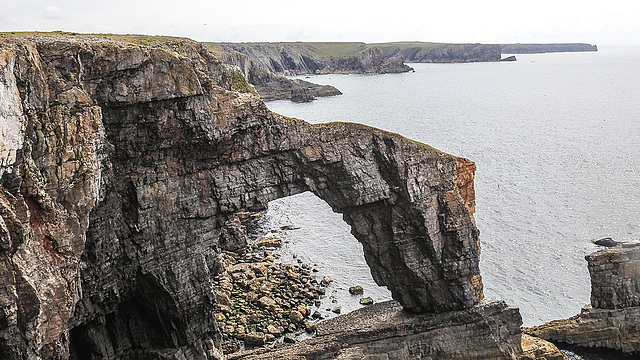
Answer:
[212,43,411,101]
[212,45,342,101]
[381,43,502,63]
[525,243,640,355]
[228,300,524,360]
[1,34,488,359]
[218,43,412,76]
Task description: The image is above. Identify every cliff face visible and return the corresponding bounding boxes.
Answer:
[211,43,411,101]
[382,43,502,63]
[219,43,412,76]
[525,244,640,355]
[0,35,492,359]
[501,43,598,54]
[210,45,342,101]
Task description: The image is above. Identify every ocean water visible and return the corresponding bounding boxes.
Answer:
[261,47,640,328]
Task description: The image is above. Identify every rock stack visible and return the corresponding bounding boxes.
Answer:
[525,243,640,355]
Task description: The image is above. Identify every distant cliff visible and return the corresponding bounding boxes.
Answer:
[206,43,342,102]
[208,42,508,100]
[501,43,598,54]
[372,42,503,63]
[207,42,412,101]
[215,42,413,75]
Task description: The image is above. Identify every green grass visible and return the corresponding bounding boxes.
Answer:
[0,31,193,46]
[367,41,445,57]
[230,69,258,96]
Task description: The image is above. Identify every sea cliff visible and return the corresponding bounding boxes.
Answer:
[208,42,507,101]
[501,43,598,54]
[0,33,543,360]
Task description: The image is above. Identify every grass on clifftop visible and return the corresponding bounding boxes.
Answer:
[0,31,193,47]
[367,41,445,57]
[208,42,369,58]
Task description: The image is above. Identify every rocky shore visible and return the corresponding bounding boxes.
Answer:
[214,236,333,353]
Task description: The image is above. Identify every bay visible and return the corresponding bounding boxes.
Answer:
[263,47,640,327]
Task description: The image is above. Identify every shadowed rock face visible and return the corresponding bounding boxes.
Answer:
[1,35,482,359]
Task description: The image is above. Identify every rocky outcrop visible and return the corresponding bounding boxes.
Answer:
[1,34,492,359]
[210,45,342,101]
[587,243,640,309]
[211,43,411,101]
[525,243,640,355]
[228,300,524,360]
[501,43,598,54]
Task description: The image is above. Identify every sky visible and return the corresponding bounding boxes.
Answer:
[1,0,639,46]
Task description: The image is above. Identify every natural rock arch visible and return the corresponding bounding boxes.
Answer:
[1,37,483,359]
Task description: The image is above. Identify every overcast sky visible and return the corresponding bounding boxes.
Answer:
[2,1,639,46]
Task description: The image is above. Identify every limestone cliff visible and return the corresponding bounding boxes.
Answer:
[216,43,412,76]
[374,43,503,63]
[525,243,640,355]
[501,43,598,54]
[0,34,501,359]
[208,44,342,101]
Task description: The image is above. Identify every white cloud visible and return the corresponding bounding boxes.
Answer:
[42,5,64,20]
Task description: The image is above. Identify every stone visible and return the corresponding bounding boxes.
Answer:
[518,334,566,360]
[593,237,619,247]
[332,306,342,314]
[587,243,640,309]
[244,332,267,346]
[359,297,374,306]
[283,334,297,344]
[252,237,283,248]
[524,305,640,355]
[304,321,317,333]
[258,296,277,309]
[266,325,283,336]
[289,310,304,323]
[500,55,518,62]
[321,277,334,286]
[296,304,310,317]
[349,285,364,295]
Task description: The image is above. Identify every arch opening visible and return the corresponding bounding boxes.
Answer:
[253,191,393,318]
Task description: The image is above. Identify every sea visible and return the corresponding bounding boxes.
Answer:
[256,47,640,356]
